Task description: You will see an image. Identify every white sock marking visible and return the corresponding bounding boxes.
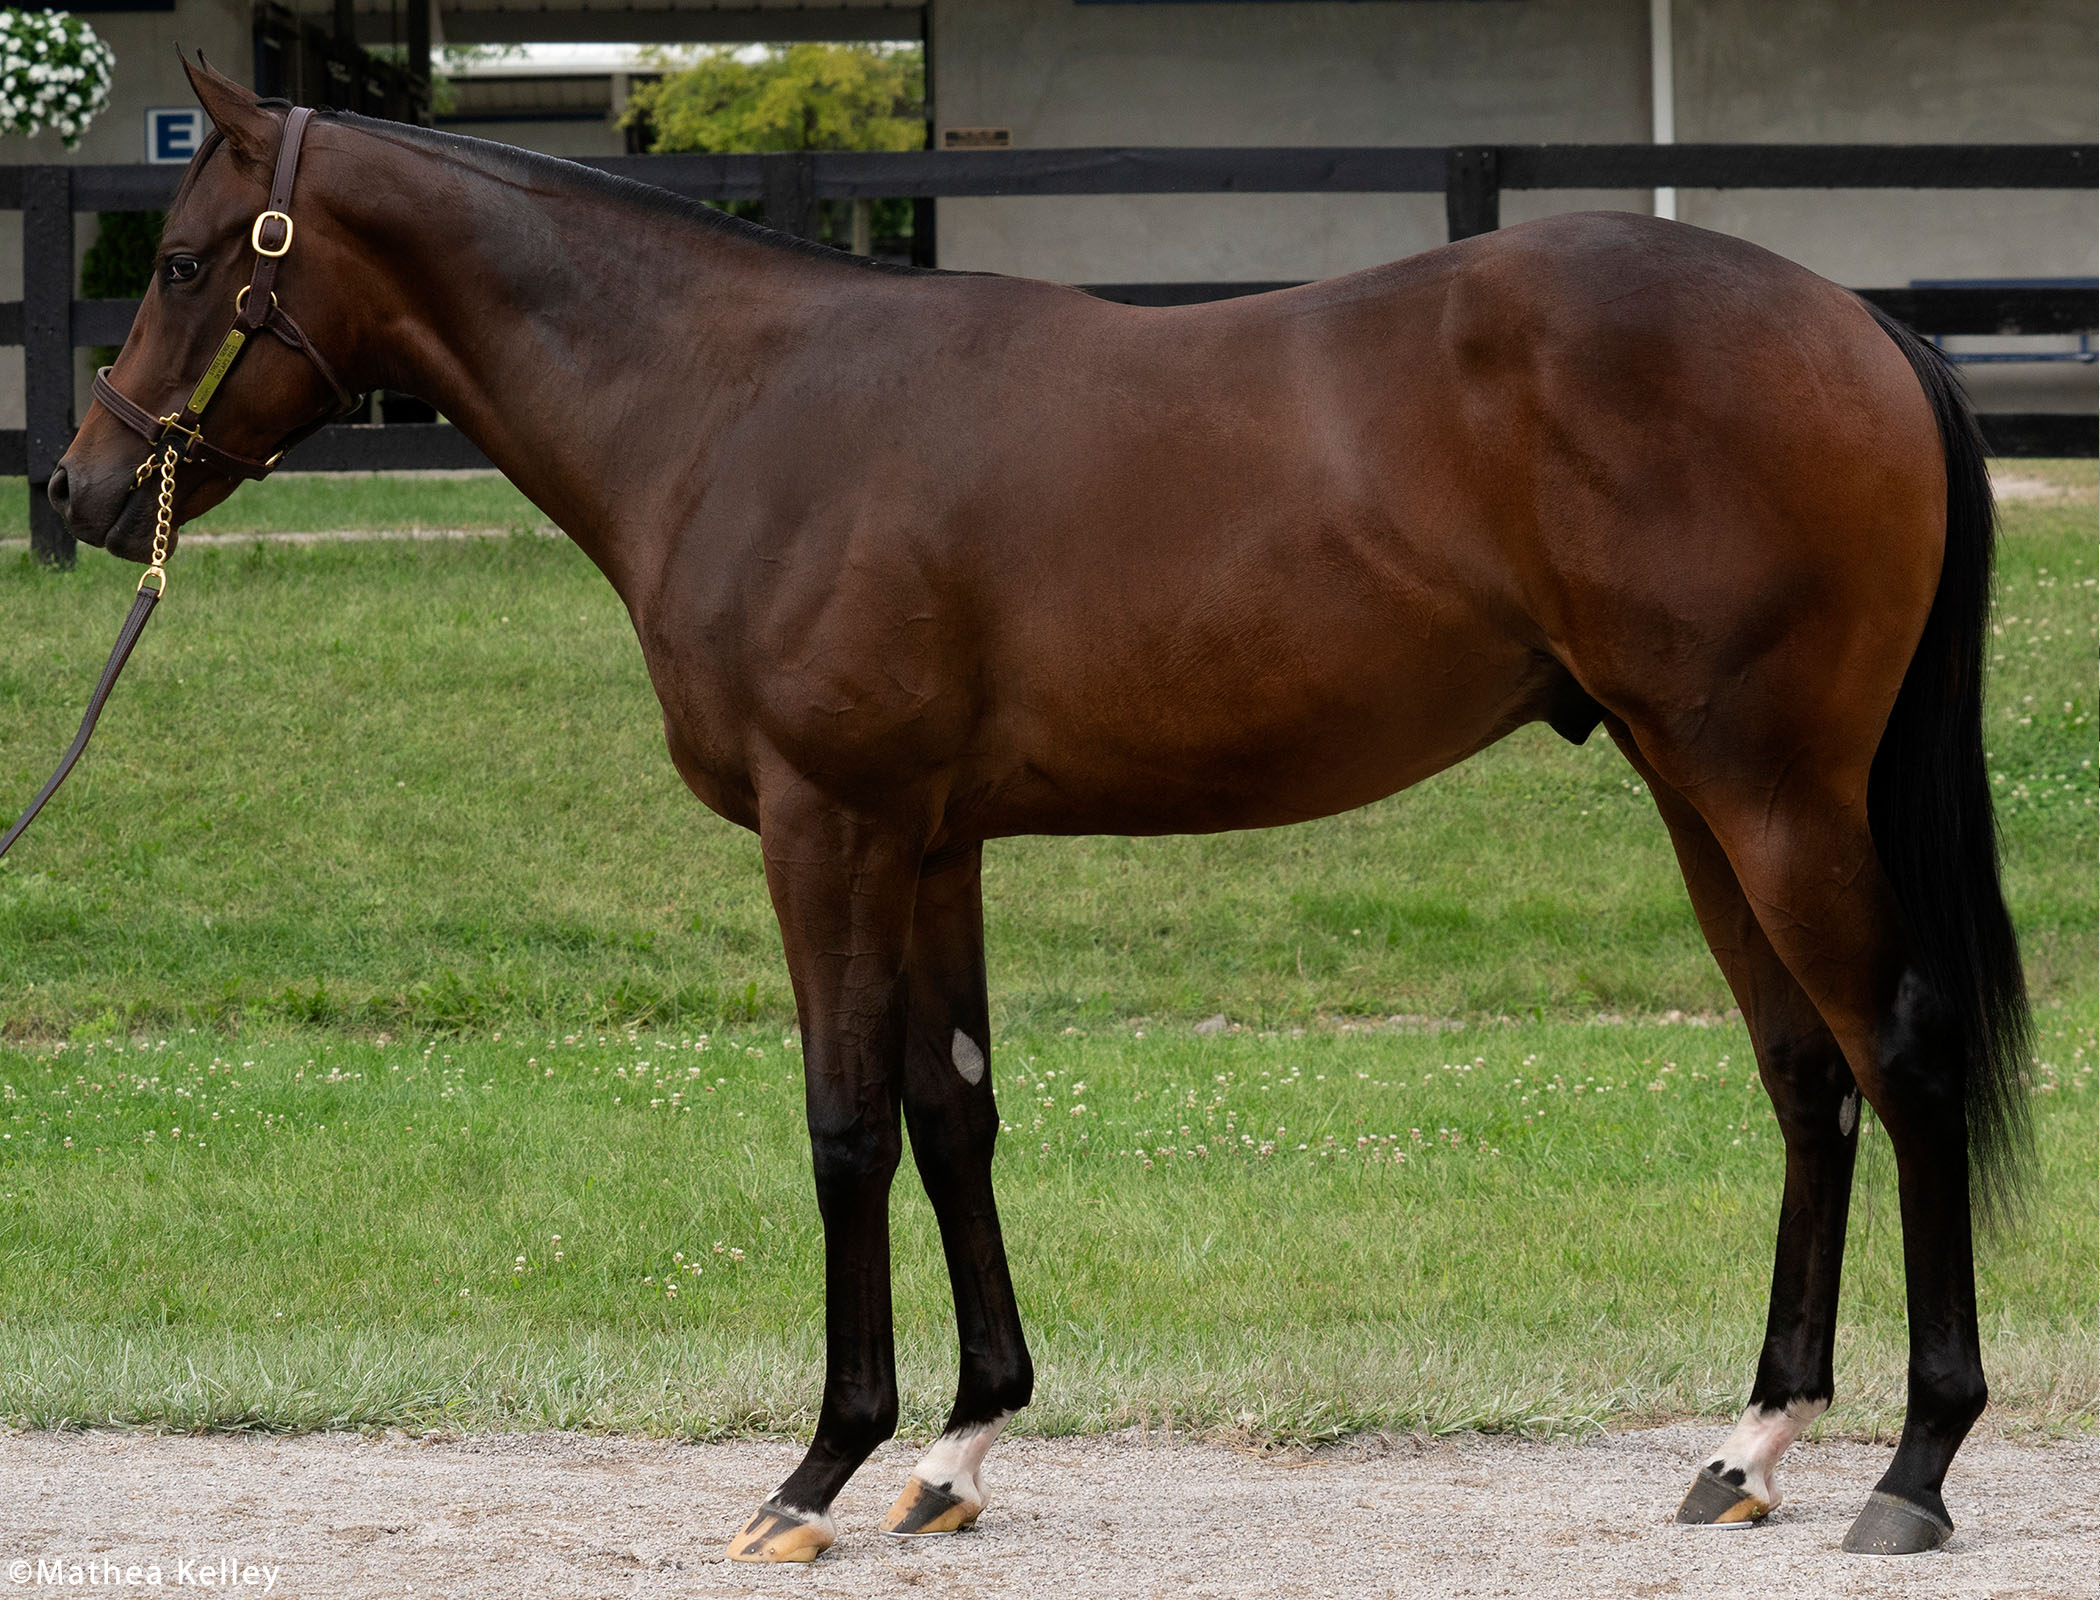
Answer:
[909,1411,1011,1508]
[951,1029,986,1086]
[1704,1397,1826,1509]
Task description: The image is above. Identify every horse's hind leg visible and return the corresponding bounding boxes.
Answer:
[1634,734,1988,1554]
[1612,731,1860,1526]
[725,780,923,1564]
[881,844,1035,1537]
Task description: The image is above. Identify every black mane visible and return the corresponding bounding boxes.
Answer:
[328,108,935,278]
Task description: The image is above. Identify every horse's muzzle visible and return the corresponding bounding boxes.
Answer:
[48,456,157,560]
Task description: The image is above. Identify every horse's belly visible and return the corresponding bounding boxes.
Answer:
[968,623,1550,837]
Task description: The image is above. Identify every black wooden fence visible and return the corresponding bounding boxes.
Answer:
[6,142,2095,564]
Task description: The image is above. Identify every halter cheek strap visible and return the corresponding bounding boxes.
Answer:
[90,104,362,485]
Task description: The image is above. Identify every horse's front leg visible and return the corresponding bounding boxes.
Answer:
[725,781,924,1564]
[881,844,1034,1536]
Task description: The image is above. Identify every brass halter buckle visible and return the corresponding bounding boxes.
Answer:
[250,209,294,257]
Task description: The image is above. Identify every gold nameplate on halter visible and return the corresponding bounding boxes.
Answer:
[251,210,293,257]
[184,328,248,416]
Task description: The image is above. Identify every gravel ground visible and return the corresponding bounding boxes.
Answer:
[1,1424,2090,1599]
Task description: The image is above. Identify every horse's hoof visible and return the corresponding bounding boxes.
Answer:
[1841,1491,1952,1555]
[1674,1466,1773,1526]
[881,1475,982,1537]
[725,1502,835,1563]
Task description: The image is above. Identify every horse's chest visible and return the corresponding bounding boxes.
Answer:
[635,638,761,829]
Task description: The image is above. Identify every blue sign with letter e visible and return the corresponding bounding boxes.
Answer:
[146,107,205,165]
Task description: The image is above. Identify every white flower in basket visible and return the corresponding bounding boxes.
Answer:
[0,9,115,148]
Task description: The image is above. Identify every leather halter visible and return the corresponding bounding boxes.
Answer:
[91,105,361,483]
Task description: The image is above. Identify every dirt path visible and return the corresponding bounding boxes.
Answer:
[1,1424,2089,1598]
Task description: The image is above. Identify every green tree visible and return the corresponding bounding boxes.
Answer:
[81,210,163,368]
[624,42,923,156]
[623,43,923,251]
[81,210,162,300]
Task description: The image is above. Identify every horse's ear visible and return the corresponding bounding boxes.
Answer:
[182,50,278,172]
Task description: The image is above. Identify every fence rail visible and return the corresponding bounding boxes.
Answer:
[8,142,2096,563]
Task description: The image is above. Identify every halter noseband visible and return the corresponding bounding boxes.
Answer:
[91,104,361,486]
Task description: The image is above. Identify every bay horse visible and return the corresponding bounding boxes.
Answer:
[49,60,2030,1562]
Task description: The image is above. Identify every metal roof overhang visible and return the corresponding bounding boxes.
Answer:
[423,3,924,43]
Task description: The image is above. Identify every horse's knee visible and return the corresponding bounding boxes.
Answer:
[808,1116,902,1193]
[902,1093,998,1185]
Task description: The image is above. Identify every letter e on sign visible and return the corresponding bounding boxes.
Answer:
[146,107,206,165]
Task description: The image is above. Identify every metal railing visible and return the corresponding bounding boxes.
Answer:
[6,142,2094,563]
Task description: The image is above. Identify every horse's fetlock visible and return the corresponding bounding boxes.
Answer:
[984,1353,1034,1417]
[822,1391,900,1458]
[1910,1364,1987,1435]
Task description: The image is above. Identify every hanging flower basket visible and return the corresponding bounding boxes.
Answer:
[0,9,116,148]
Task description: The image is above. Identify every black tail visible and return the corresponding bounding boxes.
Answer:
[1861,299,2033,1220]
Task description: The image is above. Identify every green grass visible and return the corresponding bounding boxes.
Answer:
[0,463,2092,1440]
[1,1014,2091,1440]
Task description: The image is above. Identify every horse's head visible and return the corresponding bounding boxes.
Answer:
[51,56,364,560]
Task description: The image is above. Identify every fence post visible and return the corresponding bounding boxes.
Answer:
[761,152,819,241]
[1445,146,1500,242]
[22,164,74,568]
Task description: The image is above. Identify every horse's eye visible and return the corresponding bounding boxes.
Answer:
[165,255,201,284]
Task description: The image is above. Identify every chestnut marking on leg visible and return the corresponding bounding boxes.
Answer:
[1676,1398,1826,1526]
[1838,1091,1859,1136]
[882,1411,1011,1537]
[725,1501,836,1564]
[951,1028,986,1087]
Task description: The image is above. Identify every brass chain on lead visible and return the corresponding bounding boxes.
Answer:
[135,440,178,596]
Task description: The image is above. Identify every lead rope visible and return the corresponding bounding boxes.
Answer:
[0,449,178,863]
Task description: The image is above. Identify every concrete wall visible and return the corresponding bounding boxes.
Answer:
[932,0,1655,283]
[931,0,2096,294]
[0,0,254,428]
[1673,0,2095,284]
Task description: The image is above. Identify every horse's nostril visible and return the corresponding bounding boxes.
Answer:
[45,466,68,509]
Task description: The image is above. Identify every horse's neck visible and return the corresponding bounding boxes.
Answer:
[337,140,821,595]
